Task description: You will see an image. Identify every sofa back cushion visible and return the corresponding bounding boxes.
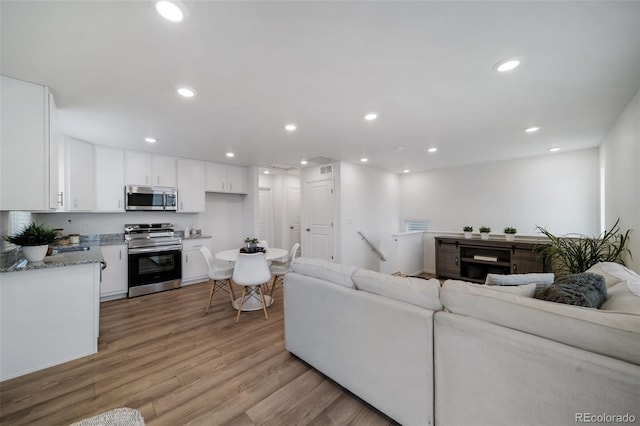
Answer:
[352,269,443,311]
[440,279,640,365]
[601,282,640,314]
[291,257,357,289]
[586,262,640,288]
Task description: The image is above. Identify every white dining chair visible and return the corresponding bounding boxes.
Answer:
[232,252,272,323]
[269,242,300,299]
[200,246,235,313]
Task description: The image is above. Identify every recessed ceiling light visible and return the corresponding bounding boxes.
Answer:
[360,158,368,162]
[364,113,378,121]
[155,1,185,22]
[285,124,297,132]
[144,137,157,143]
[428,147,438,153]
[176,86,196,98]
[300,159,308,165]
[549,147,560,152]
[525,127,540,133]
[264,170,270,174]
[226,152,235,158]
[495,58,520,72]
[403,169,410,173]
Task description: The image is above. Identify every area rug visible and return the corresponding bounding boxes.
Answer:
[69,407,145,426]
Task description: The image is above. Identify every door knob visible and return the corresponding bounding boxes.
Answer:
[306,228,310,232]
[290,226,294,229]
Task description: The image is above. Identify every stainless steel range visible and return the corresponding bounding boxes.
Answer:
[126,223,182,298]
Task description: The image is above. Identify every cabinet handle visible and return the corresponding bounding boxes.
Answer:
[119,250,122,260]
[185,254,188,263]
[230,183,233,191]
[513,264,517,272]
[58,192,64,206]
[157,176,160,185]
[222,182,225,190]
[180,202,183,210]
[455,257,458,265]
[118,199,121,209]
[74,199,78,209]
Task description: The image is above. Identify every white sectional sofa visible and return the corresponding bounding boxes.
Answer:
[283,258,640,426]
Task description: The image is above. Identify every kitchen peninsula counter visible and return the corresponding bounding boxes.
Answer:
[0,249,101,381]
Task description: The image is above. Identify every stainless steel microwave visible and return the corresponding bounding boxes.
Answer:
[125,185,177,211]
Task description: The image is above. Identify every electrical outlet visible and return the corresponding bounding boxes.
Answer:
[83,221,89,231]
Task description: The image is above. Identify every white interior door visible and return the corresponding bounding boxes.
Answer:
[287,186,301,251]
[258,187,273,245]
[303,178,333,260]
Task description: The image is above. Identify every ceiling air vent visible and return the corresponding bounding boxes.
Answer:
[320,164,333,175]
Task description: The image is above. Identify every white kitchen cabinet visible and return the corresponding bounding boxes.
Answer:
[152,155,177,187]
[0,76,60,210]
[205,162,249,194]
[177,158,206,212]
[100,245,128,300]
[181,238,211,285]
[65,137,96,211]
[95,146,125,212]
[125,151,177,187]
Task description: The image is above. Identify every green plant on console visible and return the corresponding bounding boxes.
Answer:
[3,222,57,246]
[504,227,517,234]
[535,218,631,277]
[463,226,473,232]
[479,226,491,233]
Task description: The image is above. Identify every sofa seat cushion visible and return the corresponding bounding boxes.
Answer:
[441,279,640,365]
[290,257,358,289]
[352,269,443,311]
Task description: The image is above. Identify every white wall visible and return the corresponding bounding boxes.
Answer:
[400,149,601,273]
[201,192,248,253]
[600,89,640,272]
[339,162,400,272]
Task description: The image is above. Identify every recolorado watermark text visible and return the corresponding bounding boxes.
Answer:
[576,413,636,423]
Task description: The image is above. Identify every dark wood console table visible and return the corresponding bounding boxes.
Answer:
[435,236,549,283]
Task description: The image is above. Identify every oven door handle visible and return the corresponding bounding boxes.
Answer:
[128,245,182,255]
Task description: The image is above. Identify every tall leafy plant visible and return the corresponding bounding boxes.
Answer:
[535,218,631,277]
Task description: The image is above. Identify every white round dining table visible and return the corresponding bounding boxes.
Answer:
[214,247,289,312]
[214,247,288,262]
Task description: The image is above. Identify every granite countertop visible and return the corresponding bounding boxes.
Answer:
[0,234,126,273]
[181,235,212,240]
[1,245,105,273]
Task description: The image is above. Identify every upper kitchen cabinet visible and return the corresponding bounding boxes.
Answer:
[125,151,177,187]
[65,137,96,211]
[177,158,206,212]
[1,76,61,211]
[95,146,125,212]
[206,162,248,194]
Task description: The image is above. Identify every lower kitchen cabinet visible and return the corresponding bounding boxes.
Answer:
[182,238,211,285]
[100,245,128,300]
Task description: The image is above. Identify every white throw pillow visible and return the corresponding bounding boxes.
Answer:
[352,268,443,311]
[486,273,554,287]
[290,257,357,288]
[586,262,640,288]
[600,281,640,314]
[487,283,537,297]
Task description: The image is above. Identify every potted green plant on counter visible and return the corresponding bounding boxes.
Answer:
[504,226,517,241]
[479,226,491,240]
[3,222,57,262]
[463,226,473,239]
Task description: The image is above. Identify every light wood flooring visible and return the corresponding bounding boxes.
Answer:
[0,281,395,425]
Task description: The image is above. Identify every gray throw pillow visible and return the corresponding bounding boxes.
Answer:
[534,272,607,308]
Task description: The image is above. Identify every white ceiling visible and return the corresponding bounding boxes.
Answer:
[2,1,639,174]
